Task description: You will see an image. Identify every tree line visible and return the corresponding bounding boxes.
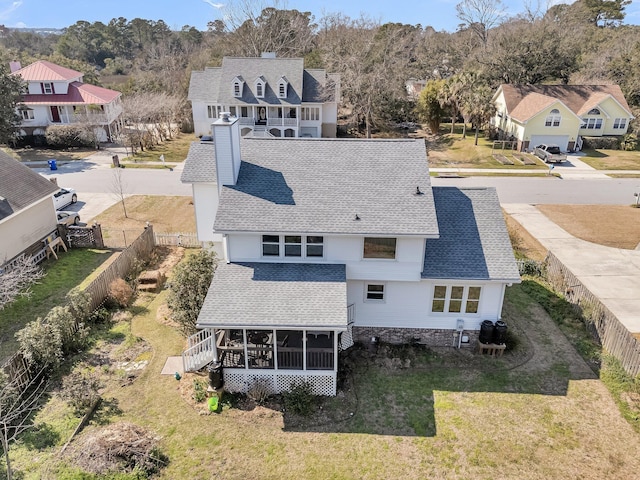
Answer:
[0,0,638,142]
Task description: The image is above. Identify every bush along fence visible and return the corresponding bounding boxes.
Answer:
[2,225,157,389]
[544,252,640,377]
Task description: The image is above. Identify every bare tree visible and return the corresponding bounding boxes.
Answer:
[0,256,44,310]
[110,167,129,219]
[456,0,506,46]
[0,368,49,480]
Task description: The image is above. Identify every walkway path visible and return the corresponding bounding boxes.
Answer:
[503,203,640,334]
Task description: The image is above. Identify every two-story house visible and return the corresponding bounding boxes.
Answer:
[188,53,339,139]
[180,114,520,396]
[491,84,634,152]
[10,60,123,143]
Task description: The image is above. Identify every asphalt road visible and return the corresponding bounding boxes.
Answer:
[38,160,640,224]
[431,176,640,205]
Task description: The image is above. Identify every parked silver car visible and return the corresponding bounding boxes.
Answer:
[57,211,80,226]
[53,188,77,210]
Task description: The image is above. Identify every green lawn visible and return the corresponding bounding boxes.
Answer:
[0,248,113,361]
[9,273,640,479]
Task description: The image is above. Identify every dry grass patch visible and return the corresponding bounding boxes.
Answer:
[504,212,548,261]
[9,145,97,162]
[580,149,640,170]
[92,195,196,232]
[537,204,640,249]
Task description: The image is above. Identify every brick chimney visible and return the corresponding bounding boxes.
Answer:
[212,112,241,188]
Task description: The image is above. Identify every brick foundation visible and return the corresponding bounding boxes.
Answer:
[353,326,479,348]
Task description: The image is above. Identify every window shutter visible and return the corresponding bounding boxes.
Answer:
[40,82,44,94]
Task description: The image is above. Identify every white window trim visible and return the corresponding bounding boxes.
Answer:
[233,81,243,98]
[261,235,325,260]
[301,107,320,122]
[544,115,561,127]
[278,80,287,99]
[20,109,34,120]
[581,117,603,130]
[43,82,53,94]
[362,237,397,261]
[431,285,482,315]
[365,283,386,303]
[613,117,627,129]
[255,80,266,99]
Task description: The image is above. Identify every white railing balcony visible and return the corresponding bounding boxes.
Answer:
[182,328,216,372]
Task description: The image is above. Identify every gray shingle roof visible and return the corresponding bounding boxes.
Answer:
[422,187,520,281]
[180,142,217,184]
[0,151,58,221]
[197,262,348,329]
[188,57,335,106]
[213,138,439,236]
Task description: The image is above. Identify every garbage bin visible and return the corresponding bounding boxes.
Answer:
[47,159,57,170]
[208,361,223,389]
[112,155,120,168]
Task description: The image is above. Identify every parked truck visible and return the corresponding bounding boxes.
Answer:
[533,144,567,163]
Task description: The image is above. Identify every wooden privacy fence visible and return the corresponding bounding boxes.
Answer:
[84,225,156,312]
[154,232,200,247]
[545,252,640,377]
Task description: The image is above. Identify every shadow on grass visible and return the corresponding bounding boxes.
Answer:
[281,281,600,437]
[582,149,609,158]
[21,422,61,450]
[92,397,123,425]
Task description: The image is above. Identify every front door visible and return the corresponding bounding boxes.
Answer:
[50,106,61,123]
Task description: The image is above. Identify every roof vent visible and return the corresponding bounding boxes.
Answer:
[219,112,231,122]
[415,186,424,195]
[354,214,361,221]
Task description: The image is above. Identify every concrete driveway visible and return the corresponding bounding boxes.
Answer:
[58,192,121,225]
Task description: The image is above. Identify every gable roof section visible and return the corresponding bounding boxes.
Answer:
[499,84,633,123]
[22,81,121,106]
[196,262,348,329]
[188,57,333,106]
[213,138,438,236]
[422,187,520,281]
[181,142,217,183]
[12,60,82,82]
[0,151,58,221]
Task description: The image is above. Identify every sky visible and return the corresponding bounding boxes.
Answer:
[1,0,640,31]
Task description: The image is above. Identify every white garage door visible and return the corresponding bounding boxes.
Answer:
[529,135,569,152]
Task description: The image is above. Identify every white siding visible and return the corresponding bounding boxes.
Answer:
[191,101,213,137]
[349,279,507,331]
[0,198,57,262]
[213,120,240,187]
[193,183,221,243]
[226,233,426,280]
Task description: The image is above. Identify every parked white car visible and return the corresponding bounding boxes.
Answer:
[56,211,80,226]
[53,188,77,210]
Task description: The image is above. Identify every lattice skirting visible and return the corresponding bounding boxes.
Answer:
[223,370,337,396]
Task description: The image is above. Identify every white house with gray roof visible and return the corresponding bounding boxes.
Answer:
[180,114,520,396]
[188,53,339,139]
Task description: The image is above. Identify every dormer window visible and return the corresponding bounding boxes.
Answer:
[545,108,561,127]
[255,76,266,98]
[41,82,54,94]
[277,76,288,99]
[232,76,244,98]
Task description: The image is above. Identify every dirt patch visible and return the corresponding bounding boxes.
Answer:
[537,204,640,249]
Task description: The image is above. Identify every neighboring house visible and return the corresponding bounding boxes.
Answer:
[188,53,340,139]
[491,84,634,152]
[0,151,59,265]
[10,60,123,143]
[405,78,427,100]
[180,114,520,396]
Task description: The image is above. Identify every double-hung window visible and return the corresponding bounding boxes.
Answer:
[284,236,302,257]
[431,285,482,314]
[366,284,385,301]
[262,235,280,256]
[262,235,324,259]
[613,118,627,129]
[42,82,53,94]
[306,236,324,257]
[20,109,34,120]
